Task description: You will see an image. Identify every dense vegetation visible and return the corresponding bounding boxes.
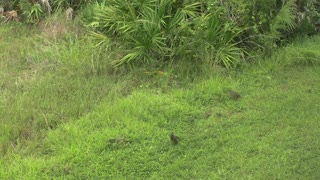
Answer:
[1,0,320,67]
[0,0,320,179]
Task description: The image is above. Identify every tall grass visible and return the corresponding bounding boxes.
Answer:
[1,19,320,178]
[0,22,133,156]
[2,34,320,177]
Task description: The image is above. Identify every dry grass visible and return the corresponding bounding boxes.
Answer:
[37,14,81,40]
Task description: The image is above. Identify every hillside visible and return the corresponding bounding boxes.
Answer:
[0,23,320,178]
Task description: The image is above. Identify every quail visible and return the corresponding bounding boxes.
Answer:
[228,90,241,100]
[170,133,180,145]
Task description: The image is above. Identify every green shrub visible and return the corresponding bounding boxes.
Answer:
[83,0,244,68]
[19,1,44,24]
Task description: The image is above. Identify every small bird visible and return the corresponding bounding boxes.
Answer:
[215,112,222,117]
[228,90,241,100]
[170,133,180,145]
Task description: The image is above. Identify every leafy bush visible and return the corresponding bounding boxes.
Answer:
[294,0,320,36]
[2,0,316,68]
[81,0,305,67]
[222,0,298,53]
[83,0,244,68]
[1,0,94,24]
[0,0,18,10]
[191,10,244,68]
[19,0,44,24]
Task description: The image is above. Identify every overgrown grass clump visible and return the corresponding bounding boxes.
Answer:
[1,21,320,178]
[0,23,133,156]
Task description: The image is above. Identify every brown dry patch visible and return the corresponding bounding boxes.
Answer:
[38,18,80,40]
[1,59,51,92]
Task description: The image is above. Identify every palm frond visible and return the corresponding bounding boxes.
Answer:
[270,0,297,36]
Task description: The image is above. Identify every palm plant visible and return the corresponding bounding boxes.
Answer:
[259,0,297,54]
[191,9,244,69]
[84,0,299,67]
[27,3,44,23]
[270,0,297,39]
[19,0,44,24]
[220,0,298,54]
[88,0,201,66]
[86,0,243,67]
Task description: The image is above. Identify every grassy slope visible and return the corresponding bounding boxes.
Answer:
[1,24,320,179]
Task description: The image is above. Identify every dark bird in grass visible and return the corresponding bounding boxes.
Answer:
[228,90,241,100]
[170,133,180,145]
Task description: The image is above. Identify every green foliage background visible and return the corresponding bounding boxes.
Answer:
[0,0,319,66]
[1,1,320,178]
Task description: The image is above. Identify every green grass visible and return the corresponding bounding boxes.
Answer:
[1,23,320,179]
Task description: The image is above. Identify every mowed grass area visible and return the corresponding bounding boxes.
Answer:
[1,24,320,179]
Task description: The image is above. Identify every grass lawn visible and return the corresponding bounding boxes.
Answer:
[0,24,320,179]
